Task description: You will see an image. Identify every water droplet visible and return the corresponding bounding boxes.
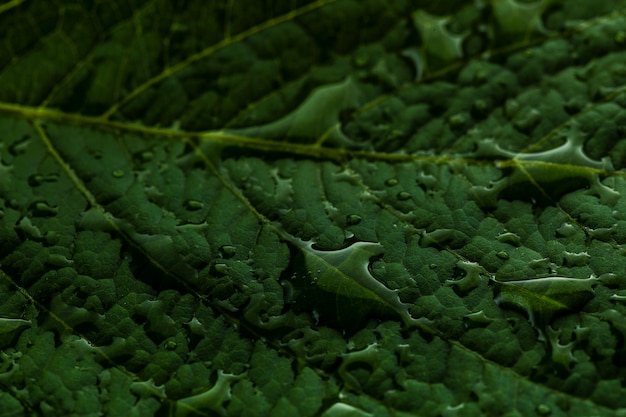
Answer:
[556,222,577,237]
[464,310,494,326]
[346,214,362,225]
[184,199,204,211]
[496,251,509,260]
[471,99,489,118]
[429,263,438,269]
[353,53,369,67]
[536,404,552,416]
[470,127,614,206]
[112,169,124,178]
[397,191,411,201]
[446,261,485,292]
[610,294,626,302]
[28,173,59,187]
[448,113,466,128]
[220,245,236,258]
[137,150,154,163]
[385,178,399,187]
[282,231,429,329]
[165,340,177,350]
[9,135,30,156]
[563,251,589,266]
[214,263,228,275]
[496,232,522,247]
[420,229,456,248]
[29,201,58,217]
[494,276,596,330]
[545,326,576,368]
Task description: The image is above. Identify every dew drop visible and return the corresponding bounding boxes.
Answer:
[610,294,626,302]
[448,113,466,127]
[385,178,399,186]
[184,199,204,211]
[536,404,552,416]
[165,340,177,350]
[112,169,125,178]
[220,245,236,258]
[214,263,228,275]
[28,173,59,187]
[563,251,589,266]
[29,201,58,217]
[346,214,362,225]
[556,222,577,237]
[138,150,154,163]
[397,191,411,201]
[496,251,509,260]
[496,232,522,247]
[494,276,596,331]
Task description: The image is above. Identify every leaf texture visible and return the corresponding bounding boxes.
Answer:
[2,1,626,416]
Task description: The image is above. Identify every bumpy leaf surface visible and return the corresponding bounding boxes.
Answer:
[2,1,626,416]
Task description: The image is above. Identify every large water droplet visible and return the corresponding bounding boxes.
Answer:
[282,231,427,329]
[494,276,596,331]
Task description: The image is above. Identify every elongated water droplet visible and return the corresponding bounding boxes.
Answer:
[494,276,596,331]
[28,173,59,187]
[112,169,125,178]
[536,404,552,416]
[184,199,204,211]
[220,245,236,258]
[29,201,58,217]
[385,178,399,186]
[397,191,411,201]
[346,214,362,225]
[496,251,509,259]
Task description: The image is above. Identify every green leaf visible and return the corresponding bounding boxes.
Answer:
[2,1,626,416]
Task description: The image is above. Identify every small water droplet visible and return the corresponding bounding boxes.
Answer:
[496,251,509,260]
[471,99,489,117]
[346,214,362,225]
[28,173,59,187]
[397,191,411,200]
[496,232,522,247]
[536,404,551,416]
[556,222,577,237]
[448,113,466,127]
[220,245,236,258]
[429,263,438,269]
[353,53,369,67]
[29,201,58,217]
[112,169,124,178]
[137,150,154,163]
[165,340,177,350]
[184,199,204,211]
[9,135,30,156]
[214,263,228,275]
[385,178,399,186]
[610,294,626,302]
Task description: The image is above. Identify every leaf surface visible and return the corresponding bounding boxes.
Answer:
[2,1,626,416]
